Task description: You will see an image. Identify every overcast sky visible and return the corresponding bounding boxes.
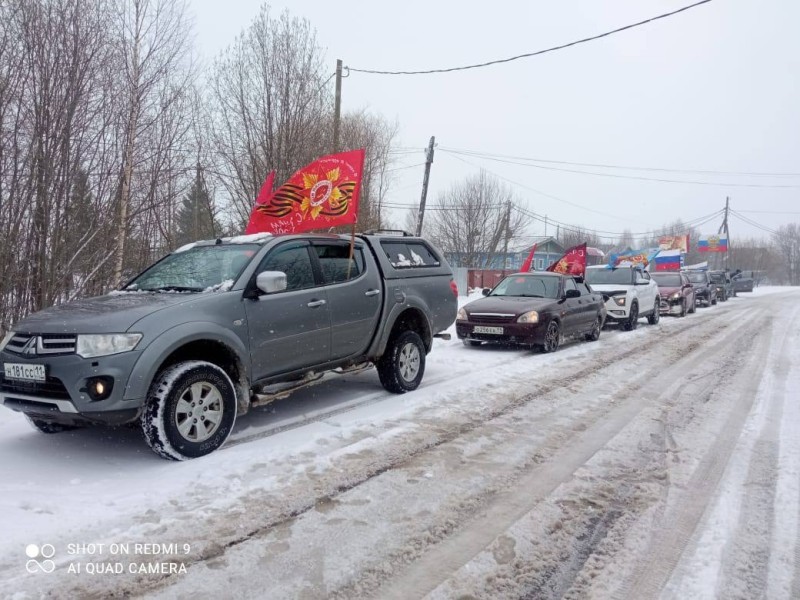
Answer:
[189,0,799,246]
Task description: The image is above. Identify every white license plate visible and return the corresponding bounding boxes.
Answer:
[3,363,46,382]
[473,326,504,335]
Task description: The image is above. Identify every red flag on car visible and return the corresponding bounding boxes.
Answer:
[244,149,366,235]
[520,243,537,272]
[546,243,587,277]
[244,171,276,234]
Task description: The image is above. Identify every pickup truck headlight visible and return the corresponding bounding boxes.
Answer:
[457,307,468,321]
[76,334,143,358]
[0,331,14,351]
[612,296,626,307]
[517,311,539,324]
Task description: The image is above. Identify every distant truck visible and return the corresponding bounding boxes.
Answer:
[0,232,457,460]
[585,265,661,330]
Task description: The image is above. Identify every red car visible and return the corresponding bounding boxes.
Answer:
[651,271,696,317]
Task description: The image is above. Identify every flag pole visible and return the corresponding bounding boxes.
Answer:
[346,222,356,280]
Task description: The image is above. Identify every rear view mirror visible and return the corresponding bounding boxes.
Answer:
[635,279,648,285]
[256,271,287,294]
[482,288,491,296]
[565,289,581,299]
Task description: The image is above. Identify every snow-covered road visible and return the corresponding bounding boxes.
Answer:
[1,287,798,599]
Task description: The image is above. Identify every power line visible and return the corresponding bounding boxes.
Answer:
[440,149,800,189]
[439,146,800,178]
[347,0,714,75]
[729,210,781,237]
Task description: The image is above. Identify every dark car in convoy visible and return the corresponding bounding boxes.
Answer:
[709,270,736,301]
[456,272,605,353]
[683,270,717,306]
[652,271,696,317]
[732,271,754,292]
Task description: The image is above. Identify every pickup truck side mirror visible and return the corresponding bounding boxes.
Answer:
[255,271,287,294]
[564,289,581,299]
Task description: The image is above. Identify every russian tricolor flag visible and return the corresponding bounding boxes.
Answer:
[698,234,728,253]
[654,249,682,271]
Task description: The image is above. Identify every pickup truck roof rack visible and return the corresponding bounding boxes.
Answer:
[362,229,413,237]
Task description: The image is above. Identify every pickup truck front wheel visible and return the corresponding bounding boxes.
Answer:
[378,330,426,394]
[142,361,237,460]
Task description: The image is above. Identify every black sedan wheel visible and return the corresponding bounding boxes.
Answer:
[585,315,602,342]
[540,320,561,353]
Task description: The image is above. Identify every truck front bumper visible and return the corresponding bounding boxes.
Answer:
[0,349,145,425]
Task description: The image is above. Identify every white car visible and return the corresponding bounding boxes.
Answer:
[584,265,660,330]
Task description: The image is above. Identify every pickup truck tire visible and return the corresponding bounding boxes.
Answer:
[623,302,639,331]
[378,330,426,394]
[25,416,79,434]
[647,299,660,325]
[141,361,237,460]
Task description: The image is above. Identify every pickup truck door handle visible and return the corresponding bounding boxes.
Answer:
[365,289,381,297]
[306,299,327,308]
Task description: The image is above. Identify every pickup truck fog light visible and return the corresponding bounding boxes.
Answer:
[85,376,114,401]
[76,334,142,358]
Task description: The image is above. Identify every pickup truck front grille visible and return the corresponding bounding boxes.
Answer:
[4,334,77,357]
[0,374,71,400]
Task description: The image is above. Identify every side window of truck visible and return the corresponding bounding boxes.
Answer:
[381,241,440,268]
[258,243,315,291]
[313,243,365,284]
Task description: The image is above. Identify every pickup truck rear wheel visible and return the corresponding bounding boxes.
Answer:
[378,330,426,394]
[141,361,237,460]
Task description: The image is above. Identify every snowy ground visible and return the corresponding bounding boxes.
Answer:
[1,286,798,599]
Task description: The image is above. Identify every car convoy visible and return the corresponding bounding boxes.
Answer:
[0,229,751,460]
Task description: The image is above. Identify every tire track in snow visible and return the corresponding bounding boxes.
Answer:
[623,303,786,600]
[375,306,769,600]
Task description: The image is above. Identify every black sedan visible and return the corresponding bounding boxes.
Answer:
[456,272,606,353]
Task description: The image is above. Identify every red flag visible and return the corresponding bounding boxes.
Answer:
[520,243,537,272]
[244,149,365,235]
[244,171,276,234]
[546,243,587,277]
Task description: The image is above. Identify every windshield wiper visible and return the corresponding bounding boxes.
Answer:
[143,285,204,293]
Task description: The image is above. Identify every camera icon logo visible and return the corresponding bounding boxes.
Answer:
[25,544,56,574]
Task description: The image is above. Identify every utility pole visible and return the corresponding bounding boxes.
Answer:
[415,135,435,236]
[333,59,343,153]
[718,196,730,270]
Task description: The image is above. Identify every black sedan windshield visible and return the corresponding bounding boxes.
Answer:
[490,275,560,299]
[125,244,259,292]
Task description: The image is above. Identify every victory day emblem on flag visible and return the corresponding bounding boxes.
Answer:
[546,243,587,277]
[245,149,366,235]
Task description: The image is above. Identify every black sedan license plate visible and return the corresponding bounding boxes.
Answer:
[3,363,46,382]
[473,326,503,335]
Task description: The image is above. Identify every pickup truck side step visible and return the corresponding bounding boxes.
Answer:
[251,363,374,407]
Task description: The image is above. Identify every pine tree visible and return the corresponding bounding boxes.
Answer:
[176,167,219,247]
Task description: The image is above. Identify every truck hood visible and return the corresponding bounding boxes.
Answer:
[12,292,202,334]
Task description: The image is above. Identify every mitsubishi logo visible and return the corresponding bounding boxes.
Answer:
[20,336,37,356]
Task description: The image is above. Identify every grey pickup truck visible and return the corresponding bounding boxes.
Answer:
[0,232,457,460]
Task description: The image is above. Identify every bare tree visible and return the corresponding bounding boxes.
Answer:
[427,171,531,268]
[773,224,800,285]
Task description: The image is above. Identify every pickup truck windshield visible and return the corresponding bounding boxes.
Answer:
[124,244,259,292]
[490,275,559,298]
[585,268,634,285]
